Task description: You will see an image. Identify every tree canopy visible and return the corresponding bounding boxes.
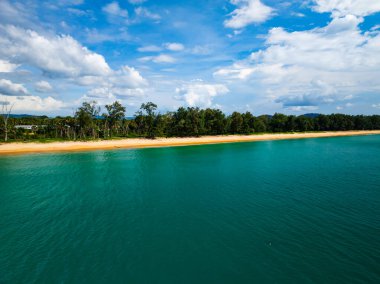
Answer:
[1,101,380,142]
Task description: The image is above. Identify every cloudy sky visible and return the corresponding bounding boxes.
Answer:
[0,0,380,116]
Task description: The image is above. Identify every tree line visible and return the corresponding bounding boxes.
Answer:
[1,100,380,142]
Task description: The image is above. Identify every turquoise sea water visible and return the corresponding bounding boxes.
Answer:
[1,135,380,283]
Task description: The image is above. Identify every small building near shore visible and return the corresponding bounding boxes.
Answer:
[14,125,46,130]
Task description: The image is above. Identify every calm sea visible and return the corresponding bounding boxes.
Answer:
[1,135,380,283]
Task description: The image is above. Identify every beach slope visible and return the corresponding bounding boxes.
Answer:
[1,131,380,155]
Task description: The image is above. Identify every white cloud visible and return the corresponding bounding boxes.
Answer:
[58,0,84,6]
[72,65,147,90]
[109,66,147,88]
[84,28,130,44]
[0,79,29,96]
[312,0,380,17]
[84,86,146,104]
[286,106,319,112]
[86,87,113,99]
[292,12,306,18]
[372,103,380,109]
[0,0,31,26]
[0,60,19,72]
[134,7,161,20]
[35,81,53,93]
[0,25,111,78]
[137,45,162,52]
[214,65,255,80]
[138,43,185,53]
[67,8,88,16]
[102,2,128,18]
[111,88,146,98]
[152,54,176,63]
[224,0,274,29]
[335,103,354,110]
[0,8,148,113]
[73,76,104,86]
[215,15,380,109]
[175,81,229,108]
[165,42,185,51]
[79,66,148,103]
[0,95,65,112]
[128,0,147,4]
[139,54,176,63]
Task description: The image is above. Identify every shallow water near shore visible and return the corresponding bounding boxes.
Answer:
[1,135,380,283]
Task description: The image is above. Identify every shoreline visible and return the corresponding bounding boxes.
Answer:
[0,130,380,155]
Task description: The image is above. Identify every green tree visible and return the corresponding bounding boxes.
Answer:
[229,112,243,134]
[103,101,126,138]
[270,113,288,132]
[241,112,254,134]
[253,117,267,132]
[140,102,158,138]
[295,116,314,132]
[75,101,100,139]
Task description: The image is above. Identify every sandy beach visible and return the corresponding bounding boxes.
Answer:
[0,130,379,155]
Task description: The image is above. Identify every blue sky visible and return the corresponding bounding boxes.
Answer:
[0,0,380,116]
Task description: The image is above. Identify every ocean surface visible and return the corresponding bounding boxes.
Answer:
[1,135,380,283]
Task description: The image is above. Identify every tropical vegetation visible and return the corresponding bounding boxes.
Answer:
[1,101,380,142]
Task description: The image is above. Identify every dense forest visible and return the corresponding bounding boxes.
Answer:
[1,101,380,142]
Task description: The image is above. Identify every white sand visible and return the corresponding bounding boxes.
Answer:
[1,131,380,155]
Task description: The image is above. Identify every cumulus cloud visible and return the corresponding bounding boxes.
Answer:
[0,79,29,96]
[139,54,176,63]
[0,2,148,113]
[175,81,229,108]
[0,0,32,26]
[0,60,19,72]
[86,87,145,99]
[80,66,148,102]
[85,87,113,99]
[0,95,65,112]
[102,2,128,18]
[109,66,147,88]
[312,0,380,17]
[0,25,111,78]
[0,23,147,112]
[224,0,274,29]
[81,85,146,108]
[165,42,185,51]
[35,81,53,93]
[71,65,147,95]
[215,14,380,109]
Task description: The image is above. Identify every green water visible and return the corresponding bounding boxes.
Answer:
[1,136,380,283]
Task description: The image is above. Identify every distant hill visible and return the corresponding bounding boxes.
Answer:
[9,114,46,118]
[302,113,320,118]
